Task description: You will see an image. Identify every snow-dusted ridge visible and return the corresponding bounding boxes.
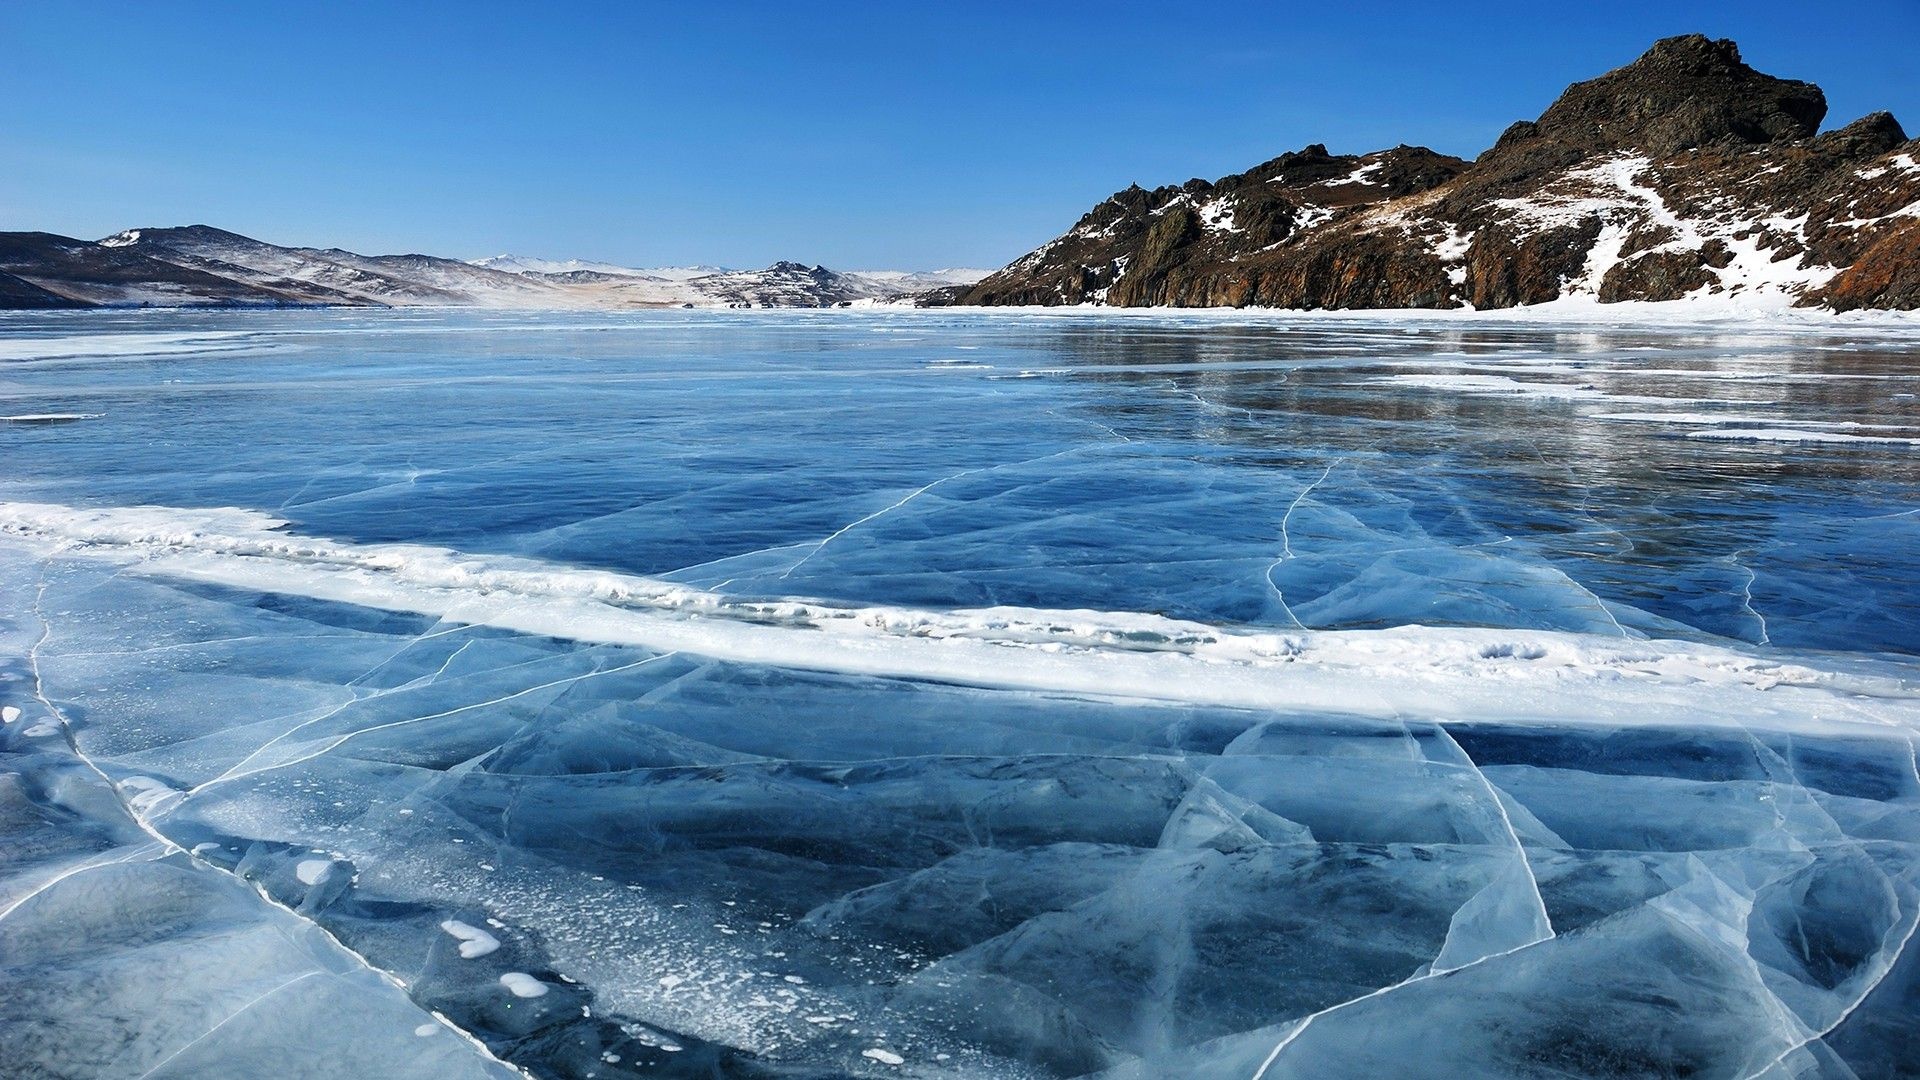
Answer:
[3,228,989,310]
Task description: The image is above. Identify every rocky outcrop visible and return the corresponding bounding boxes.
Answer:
[955,36,1920,311]
[961,143,1471,308]
[1815,222,1920,311]
[1461,33,1825,199]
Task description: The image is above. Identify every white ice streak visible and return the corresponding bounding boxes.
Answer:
[1687,428,1920,446]
[0,331,258,363]
[1376,372,1686,405]
[3,500,1917,738]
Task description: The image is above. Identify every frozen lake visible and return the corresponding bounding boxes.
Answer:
[3,308,1919,1078]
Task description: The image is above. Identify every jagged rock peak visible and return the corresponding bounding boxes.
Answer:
[1815,111,1910,158]
[1495,34,1826,161]
[765,260,834,277]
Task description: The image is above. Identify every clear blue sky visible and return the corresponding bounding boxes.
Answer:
[3,1,1915,270]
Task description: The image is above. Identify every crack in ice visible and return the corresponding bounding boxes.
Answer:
[131,971,324,1080]
[779,468,986,580]
[187,652,678,795]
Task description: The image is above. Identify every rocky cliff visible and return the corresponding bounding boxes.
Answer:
[955,36,1920,311]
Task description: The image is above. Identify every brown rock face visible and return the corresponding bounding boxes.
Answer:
[953,35,1917,313]
[958,144,1471,308]
[1599,247,1722,303]
[1466,219,1603,308]
[1816,222,1920,310]
[1254,235,1455,309]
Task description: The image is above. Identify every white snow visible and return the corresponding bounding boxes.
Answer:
[1344,160,1388,186]
[440,920,503,958]
[499,973,548,998]
[1292,204,1337,233]
[1197,197,1243,234]
[1434,227,1474,294]
[862,1048,906,1065]
[295,859,334,886]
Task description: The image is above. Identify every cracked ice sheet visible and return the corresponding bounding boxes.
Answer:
[0,630,515,1080]
[5,540,1920,1079]
[4,309,1920,1079]
[6,311,1920,655]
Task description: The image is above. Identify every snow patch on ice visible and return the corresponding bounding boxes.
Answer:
[440,920,502,958]
[499,973,548,998]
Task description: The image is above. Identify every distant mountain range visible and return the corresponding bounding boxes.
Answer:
[4,36,1914,314]
[945,35,1920,312]
[0,225,990,310]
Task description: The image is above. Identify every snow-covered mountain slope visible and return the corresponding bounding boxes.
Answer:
[0,228,987,311]
[847,268,996,290]
[957,35,1920,312]
[100,227,575,308]
[470,258,992,307]
[469,254,665,278]
[0,230,325,307]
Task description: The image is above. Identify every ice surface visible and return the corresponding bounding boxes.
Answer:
[3,309,1919,1078]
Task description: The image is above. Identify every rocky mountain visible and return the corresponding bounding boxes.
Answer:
[954,35,1920,311]
[0,229,987,310]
